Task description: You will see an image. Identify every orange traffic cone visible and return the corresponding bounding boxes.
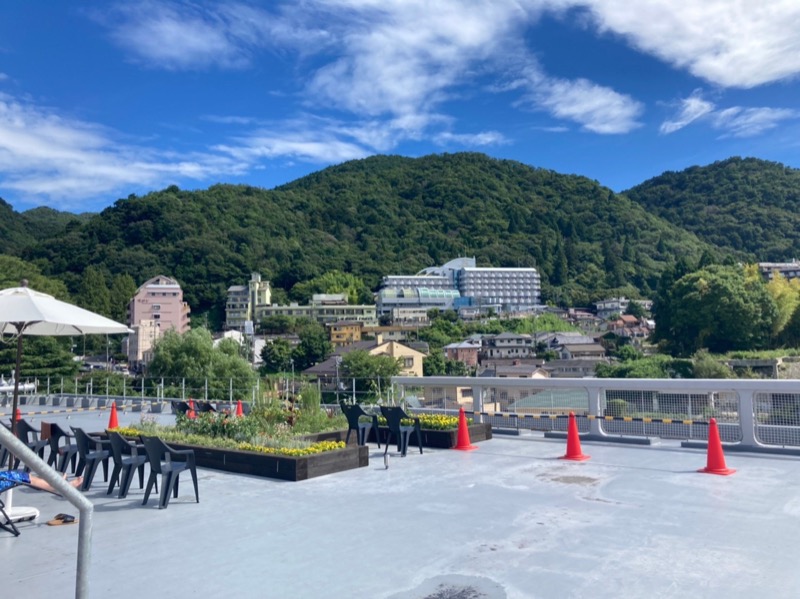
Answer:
[235,400,244,417]
[560,412,590,461]
[454,407,478,451]
[108,401,119,429]
[14,408,21,422]
[698,418,735,475]
[188,399,197,420]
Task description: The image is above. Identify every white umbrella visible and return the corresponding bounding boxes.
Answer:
[0,281,131,460]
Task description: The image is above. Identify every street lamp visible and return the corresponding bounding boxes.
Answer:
[290,358,295,398]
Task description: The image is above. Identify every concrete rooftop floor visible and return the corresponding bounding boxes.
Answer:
[3,408,800,599]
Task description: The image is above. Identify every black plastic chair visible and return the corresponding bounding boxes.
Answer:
[195,401,216,413]
[340,401,380,447]
[380,406,423,457]
[107,432,150,499]
[141,436,199,509]
[172,401,190,416]
[46,422,78,474]
[71,427,110,492]
[13,419,49,470]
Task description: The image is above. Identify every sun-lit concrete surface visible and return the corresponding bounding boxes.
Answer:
[3,407,800,599]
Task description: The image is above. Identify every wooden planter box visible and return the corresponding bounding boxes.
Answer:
[167,442,369,482]
[367,423,492,449]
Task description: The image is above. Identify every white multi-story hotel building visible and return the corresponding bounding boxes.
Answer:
[377,257,541,318]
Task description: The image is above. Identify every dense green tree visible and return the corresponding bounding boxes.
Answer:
[624,300,646,319]
[289,270,373,304]
[0,337,79,380]
[0,255,69,297]
[259,315,296,334]
[292,322,332,370]
[110,273,137,324]
[656,265,779,356]
[764,272,800,337]
[691,349,735,379]
[260,338,293,374]
[147,328,257,400]
[423,351,445,376]
[340,349,401,401]
[596,354,692,378]
[76,265,111,317]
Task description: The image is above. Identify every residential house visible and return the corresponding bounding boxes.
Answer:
[542,359,605,378]
[480,332,535,361]
[594,297,652,320]
[444,339,482,368]
[303,340,426,395]
[328,321,363,348]
[558,343,607,360]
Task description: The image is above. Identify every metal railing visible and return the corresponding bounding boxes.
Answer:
[392,376,800,453]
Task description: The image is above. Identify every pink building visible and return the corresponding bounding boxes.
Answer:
[127,276,190,367]
[129,275,191,333]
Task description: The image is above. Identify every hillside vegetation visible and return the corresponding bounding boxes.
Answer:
[624,157,800,261]
[15,153,717,320]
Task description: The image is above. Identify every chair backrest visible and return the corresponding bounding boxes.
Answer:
[70,427,97,457]
[196,402,216,413]
[140,436,169,474]
[15,419,38,443]
[107,432,129,465]
[48,422,72,453]
[380,406,410,432]
[172,401,189,416]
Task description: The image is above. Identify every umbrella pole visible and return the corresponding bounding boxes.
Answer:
[8,332,22,469]
[6,332,40,523]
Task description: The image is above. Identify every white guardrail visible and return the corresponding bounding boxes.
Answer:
[392,376,800,455]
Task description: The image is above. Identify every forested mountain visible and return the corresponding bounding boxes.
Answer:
[16,153,715,322]
[624,157,800,261]
[0,198,34,254]
[20,206,91,242]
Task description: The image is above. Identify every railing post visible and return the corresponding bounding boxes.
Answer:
[587,385,604,437]
[738,389,758,448]
[471,385,484,423]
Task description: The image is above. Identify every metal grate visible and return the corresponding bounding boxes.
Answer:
[600,389,742,442]
[754,392,800,446]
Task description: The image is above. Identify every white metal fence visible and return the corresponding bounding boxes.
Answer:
[392,376,800,453]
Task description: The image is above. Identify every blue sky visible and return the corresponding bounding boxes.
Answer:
[1,1,800,213]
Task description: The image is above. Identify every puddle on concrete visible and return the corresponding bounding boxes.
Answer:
[386,574,507,599]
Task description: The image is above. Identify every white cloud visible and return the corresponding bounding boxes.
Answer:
[433,131,509,146]
[659,90,797,137]
[566,0,800,88]
[713,107,798,137]
[0,73,8,81]
[0,93,247,204]
[533,78,643,134]
[104,1,329,70]
[660,90,715,134]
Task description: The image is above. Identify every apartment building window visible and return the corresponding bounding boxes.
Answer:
[152,304,161,311]
[404,357,414,368]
